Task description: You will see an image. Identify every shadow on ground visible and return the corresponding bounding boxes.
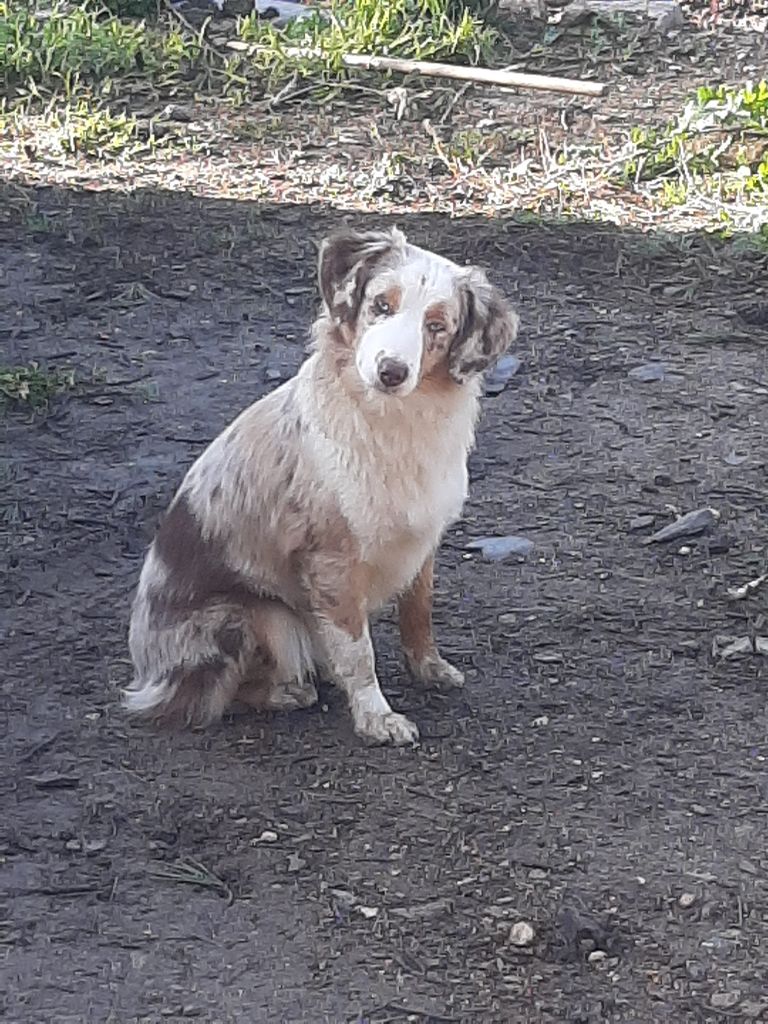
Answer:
[2,182,767,1023]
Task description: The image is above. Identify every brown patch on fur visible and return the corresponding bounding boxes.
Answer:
[375,285,402,316]
[398,556,437,663]
[319,228,401,326]
[419,302,461,391]
[448,273,518,383]
[152,493,258,619]
[300,512,369,638]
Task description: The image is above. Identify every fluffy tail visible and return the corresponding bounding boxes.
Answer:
[124,600,316,728]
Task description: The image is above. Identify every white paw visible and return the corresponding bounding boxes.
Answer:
[354,711,420,746]
[409,653,465,690]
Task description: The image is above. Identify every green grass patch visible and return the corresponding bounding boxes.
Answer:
[0,363,75,411]
[624,81,768,195]
[238,0,500,89]
[0,1,202,102]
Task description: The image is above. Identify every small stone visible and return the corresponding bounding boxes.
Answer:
[532,650,563,664]
[485,354,522,396]
[252,829,279,844]
[711,992,741,1010]
[588,950,607,964]
[629,514,655,531]
[508,921,535,946]
[358,905,379,919]
[629,362,667,382]
[466,535,534,561]
[678,892,697,909]
[286,852,305,873]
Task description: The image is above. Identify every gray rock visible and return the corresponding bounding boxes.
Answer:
[628,362,668,382]
[711,992,741,1010]
[485,354,522,395]
[643,507,719,545]
[466,535,534,560]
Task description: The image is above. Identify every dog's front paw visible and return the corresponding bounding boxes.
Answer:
[408,652,465,690]
[354,711,420,746]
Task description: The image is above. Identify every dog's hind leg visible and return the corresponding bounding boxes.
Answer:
[126,598,306,728]
[236,602,318,712]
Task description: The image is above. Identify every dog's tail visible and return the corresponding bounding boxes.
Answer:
[123,600,316,728]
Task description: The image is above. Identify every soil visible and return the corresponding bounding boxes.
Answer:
[2,181,768,1024]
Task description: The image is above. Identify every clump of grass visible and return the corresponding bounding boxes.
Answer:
[0,2,151,92]
[624,80,768,194]
[0,364,75,411]
[0,1,202,102]
[238,0,500,88]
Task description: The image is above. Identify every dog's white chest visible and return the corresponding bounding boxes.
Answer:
[345,439,470,606]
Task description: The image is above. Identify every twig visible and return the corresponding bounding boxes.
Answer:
[343,54,607,97]
[243,46,607,97]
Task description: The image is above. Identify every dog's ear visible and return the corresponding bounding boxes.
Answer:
[449,267,519,384]
[318,227,405,324]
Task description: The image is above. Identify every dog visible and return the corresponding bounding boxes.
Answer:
[125,226,518,745]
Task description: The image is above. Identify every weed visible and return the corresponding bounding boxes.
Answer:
[0,363,75,411]
[624,80,768,193]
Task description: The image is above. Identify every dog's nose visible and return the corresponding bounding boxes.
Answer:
[378,358,409,389]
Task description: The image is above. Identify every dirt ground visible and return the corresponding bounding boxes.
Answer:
[2,178,768,1024]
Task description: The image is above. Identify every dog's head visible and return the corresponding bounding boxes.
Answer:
[318,226,518,396]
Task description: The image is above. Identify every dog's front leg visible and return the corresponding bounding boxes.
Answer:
[314,617,419,746]
[398,555,464,690]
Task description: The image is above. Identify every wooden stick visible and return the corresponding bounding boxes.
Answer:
[234,44,608,98]
[342,53,607,97]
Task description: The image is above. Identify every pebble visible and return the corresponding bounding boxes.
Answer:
[466,535,535,561]
[252,829,279,844]
[485,354,522,396]
[678,892,697,909]
[508,921,535,947]
[711,992,741,1010]
[588,950,607,964]
[628,362,668,382]
[629,514,655,530]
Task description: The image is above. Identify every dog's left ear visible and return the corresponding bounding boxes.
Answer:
[318,227,406,325]
[449,267,519,384]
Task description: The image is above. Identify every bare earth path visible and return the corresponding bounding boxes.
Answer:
[2,184,768,1022]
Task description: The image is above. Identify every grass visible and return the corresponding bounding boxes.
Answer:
[0,1,202,102]
[0,364,75,411]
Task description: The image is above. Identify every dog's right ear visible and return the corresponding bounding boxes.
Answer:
[318,227,405,324]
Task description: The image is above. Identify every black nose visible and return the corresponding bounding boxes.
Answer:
[378,358,409,389]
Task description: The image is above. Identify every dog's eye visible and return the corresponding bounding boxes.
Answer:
[426,321,446,335]
[373,296,392,316]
